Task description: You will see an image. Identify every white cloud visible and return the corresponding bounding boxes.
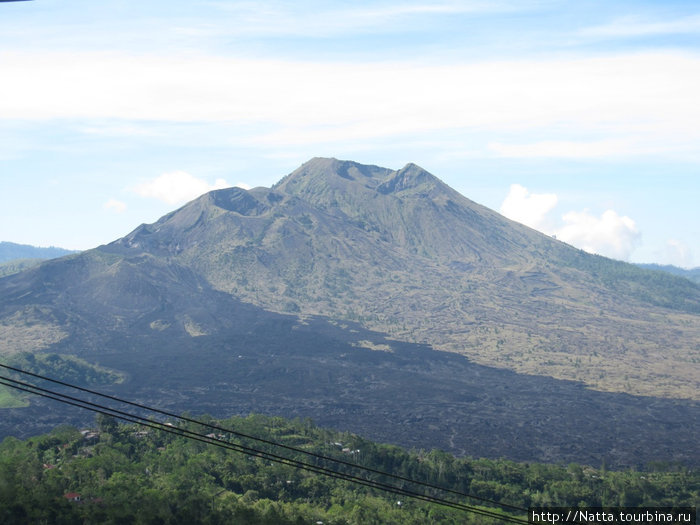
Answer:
[103,198,127,213]
[556,209,641,261]
[500,185,642,261]
[1,51,699,159]
[233,182,253,190]
[133,171,229,205]
[500,184,558,231]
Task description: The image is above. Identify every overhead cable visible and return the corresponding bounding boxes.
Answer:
[0,370,529,524]
[0,362,527,513]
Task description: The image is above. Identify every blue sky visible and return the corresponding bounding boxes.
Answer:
[1,1,698,267]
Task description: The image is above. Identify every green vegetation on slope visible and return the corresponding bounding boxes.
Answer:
[0,354,123,410]
[0,258,44,278]
[7,353,124,388]
[0,414,696,524]
[565,250,700,313]
[0,385,29,408]
[636,263,700,285]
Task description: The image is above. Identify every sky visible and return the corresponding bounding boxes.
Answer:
[0,1,698,268]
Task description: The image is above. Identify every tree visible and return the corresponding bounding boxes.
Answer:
[96,413,118,434]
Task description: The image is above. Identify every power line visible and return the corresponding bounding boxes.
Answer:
[0,369,530,524]
[0,362,527,514]
[0,374,527,524]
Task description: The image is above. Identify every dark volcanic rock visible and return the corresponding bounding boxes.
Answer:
[0,158,699,468]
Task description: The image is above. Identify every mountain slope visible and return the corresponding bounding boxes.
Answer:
[3,158,698,399]
[0,158,698,466]
[89,157,699,399]
[637,263,700,284]
[0,242,78,278]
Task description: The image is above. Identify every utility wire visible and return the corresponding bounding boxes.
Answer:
[0,374,527,524]
[0,373,529,524]
[0,362,526,514]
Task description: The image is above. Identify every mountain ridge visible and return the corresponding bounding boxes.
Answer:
[636,262,700,283]
[3,158,698,400]
[0,157,698,466]
[107,158,698,398]
[0,241,77,263]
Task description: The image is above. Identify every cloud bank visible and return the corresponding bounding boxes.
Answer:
[500,184,558,231]
[133,171,229,205]
[500,185,641,261]
[557,209,640,261]
[1,51,699,158]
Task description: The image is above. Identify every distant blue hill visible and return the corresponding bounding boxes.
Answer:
[0,241,77,263]
[636,263,700,284]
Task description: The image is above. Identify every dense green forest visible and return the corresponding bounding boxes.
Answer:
[0,414,696,524]
[565,250,700,313]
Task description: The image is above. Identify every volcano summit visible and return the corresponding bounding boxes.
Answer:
[1,158,698,467]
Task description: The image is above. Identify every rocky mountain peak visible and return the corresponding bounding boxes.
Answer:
[273,157,391,196]
[377,162,442,195]
[208,187,269,216]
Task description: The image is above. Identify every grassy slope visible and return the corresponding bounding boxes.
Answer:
[0,385,28,408]
[0,353,123,410]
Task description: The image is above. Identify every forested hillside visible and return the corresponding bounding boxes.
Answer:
[1,415,696,524]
